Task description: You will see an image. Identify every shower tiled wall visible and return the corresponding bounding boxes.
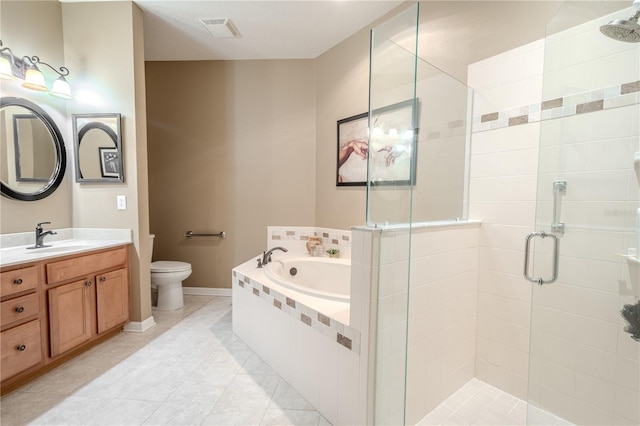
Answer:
[352,222,480,425]
[468,6,639,425]
[467,38,542,401]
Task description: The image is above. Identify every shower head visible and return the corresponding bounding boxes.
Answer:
[600,1,640,42]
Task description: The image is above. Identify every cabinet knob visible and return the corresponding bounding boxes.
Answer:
[99,276,107,282]
[13,278,23,285]
[15,306,25,313]
[17,345,26,351]
[85,281,92,287]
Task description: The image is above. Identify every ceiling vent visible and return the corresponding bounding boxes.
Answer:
[199,18,240,38]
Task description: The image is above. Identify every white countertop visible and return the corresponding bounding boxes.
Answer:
[0,228,132,268]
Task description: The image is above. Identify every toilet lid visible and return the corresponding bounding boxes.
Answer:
[151,261,191,273]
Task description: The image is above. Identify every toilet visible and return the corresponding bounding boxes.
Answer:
[149,234,192,310]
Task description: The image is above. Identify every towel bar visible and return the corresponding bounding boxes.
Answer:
[184,230,227,239]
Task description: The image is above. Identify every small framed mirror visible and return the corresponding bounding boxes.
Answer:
[72,113,123,182]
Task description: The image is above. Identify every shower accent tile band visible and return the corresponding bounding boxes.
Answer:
[472,79,640,133]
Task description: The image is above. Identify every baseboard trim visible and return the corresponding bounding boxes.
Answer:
[183,287,232,297]
[123,316,157,333]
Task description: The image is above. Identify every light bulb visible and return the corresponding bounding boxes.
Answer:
[22,66,47,91]
[0,56,13,80]
[50,76,72,99]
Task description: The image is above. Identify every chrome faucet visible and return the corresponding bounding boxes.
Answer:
[31,222,57,249]
[257,246,288,268]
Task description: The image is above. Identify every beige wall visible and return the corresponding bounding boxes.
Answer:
[314,27,370,230]
[0,0,73,233]
[146,60,316,289]
[62,1,151,322]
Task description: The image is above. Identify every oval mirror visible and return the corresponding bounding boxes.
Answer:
[0,97,66,201]
[73,113,123,182]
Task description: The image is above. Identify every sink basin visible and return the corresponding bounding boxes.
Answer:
[25,242,95,254]
[24,241,95,255]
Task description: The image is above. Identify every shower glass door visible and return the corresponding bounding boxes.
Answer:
[527,2,640,425]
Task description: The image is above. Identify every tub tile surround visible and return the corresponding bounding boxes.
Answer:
[468,6,640,425]
[232,270,361,354]
[267,226,352,259]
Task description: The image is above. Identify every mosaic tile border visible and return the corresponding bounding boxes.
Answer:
[268,226,351,248]
[232,270,360,354]
[472,79,640,133]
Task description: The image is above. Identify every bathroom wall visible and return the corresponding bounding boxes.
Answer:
[0,1,152,324]
[468,6,639,424]
[314,26,370,230]
[145,60,316,290]
[62,1,151,324]
[0,0,73,233]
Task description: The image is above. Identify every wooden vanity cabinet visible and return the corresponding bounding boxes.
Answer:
[46,246,130,358]
[0,245,130,394]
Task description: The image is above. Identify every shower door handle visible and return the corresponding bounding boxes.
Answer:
[524,231,560,285]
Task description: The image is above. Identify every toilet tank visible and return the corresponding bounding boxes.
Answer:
[149,234,155,261]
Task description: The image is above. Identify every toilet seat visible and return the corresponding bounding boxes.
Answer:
[151,261,191,273]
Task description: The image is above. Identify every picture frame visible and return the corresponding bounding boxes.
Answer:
[99,147,120,178]
[336,99,417,186]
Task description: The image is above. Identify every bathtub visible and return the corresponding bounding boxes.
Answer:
[264,256,350,303]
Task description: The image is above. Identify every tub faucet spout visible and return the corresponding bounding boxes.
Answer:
[261,246,288,266]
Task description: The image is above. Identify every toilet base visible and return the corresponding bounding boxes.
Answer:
[154,282,184,310]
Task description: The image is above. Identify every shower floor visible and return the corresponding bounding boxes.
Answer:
[417,378,571,425]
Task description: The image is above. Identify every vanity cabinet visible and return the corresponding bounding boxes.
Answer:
[0,245,130,394]
[46,246,129,358]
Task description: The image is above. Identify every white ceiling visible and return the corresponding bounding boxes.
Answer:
[132,0,631,72]
[135,0,405,61]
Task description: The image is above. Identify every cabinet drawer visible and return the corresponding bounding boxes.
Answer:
[1,320,42,381]
[0,266,39,298]
[1,293,39,329]
[46,247,127,284]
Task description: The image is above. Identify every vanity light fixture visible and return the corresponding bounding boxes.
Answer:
[0,40,72,99]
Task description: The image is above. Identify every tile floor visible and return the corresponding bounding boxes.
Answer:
[1,295,547,426]
[1,296,327,425]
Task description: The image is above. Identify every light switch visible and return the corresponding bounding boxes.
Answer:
[117,195,127,210]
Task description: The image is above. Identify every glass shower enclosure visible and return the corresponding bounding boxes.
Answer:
[526,2,640,424]
[367,1,639,425]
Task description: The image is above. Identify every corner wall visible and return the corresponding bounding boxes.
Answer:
[62,1,151,323]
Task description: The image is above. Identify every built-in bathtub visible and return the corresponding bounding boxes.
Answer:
[232,226,361,425]
[265,256,350,302]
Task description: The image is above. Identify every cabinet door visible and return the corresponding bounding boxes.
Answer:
[1,320,42,381]
[49,279,94,357]
[96,268,129,334]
